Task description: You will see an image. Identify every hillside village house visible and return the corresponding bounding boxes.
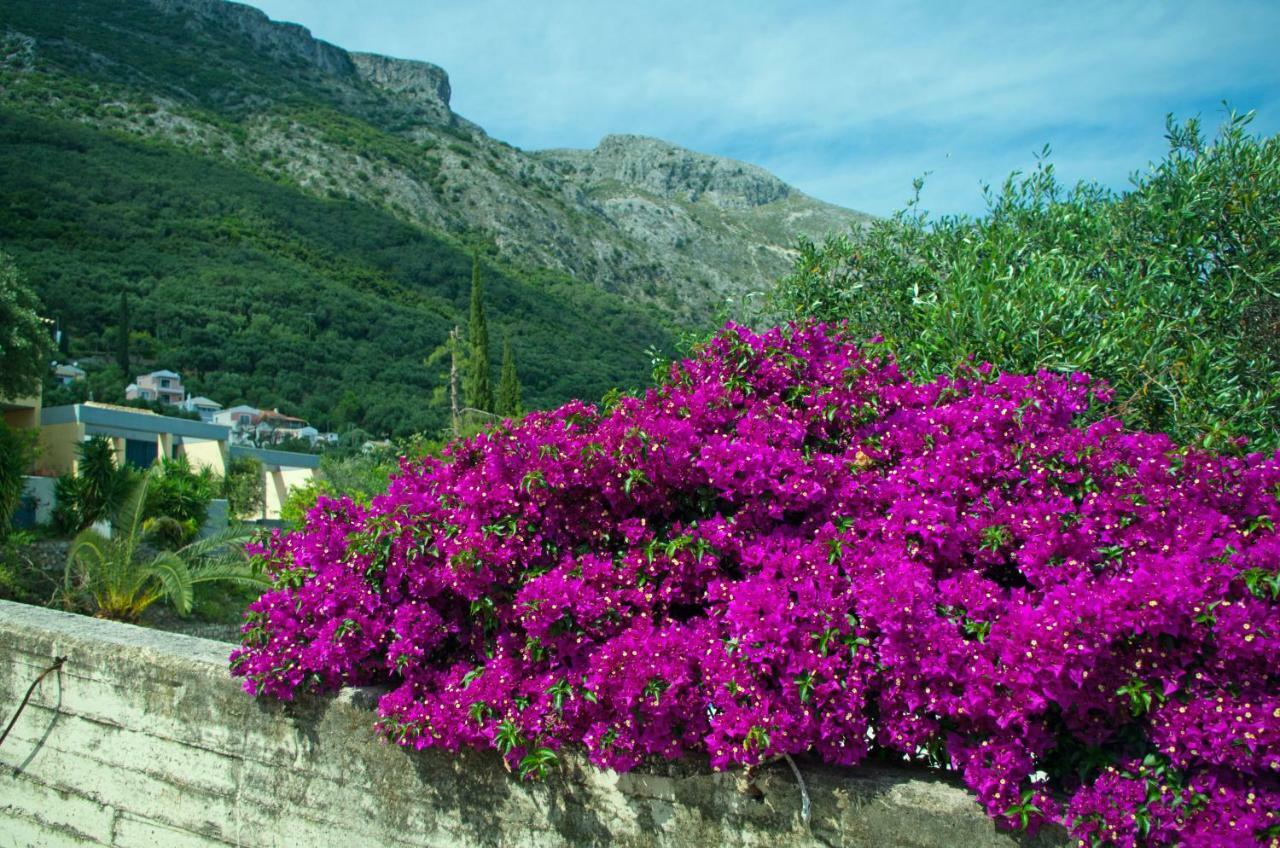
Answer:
[259,408,311,443]
[213,404,263,445]
[52,362,86,384]
[126,369,185,404]
[124,370,224,422]
[213,405,325,447]
[177,395,223,422]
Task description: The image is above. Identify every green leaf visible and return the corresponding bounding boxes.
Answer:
[518,746,559,780]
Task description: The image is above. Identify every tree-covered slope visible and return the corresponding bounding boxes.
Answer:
[0,110,673,436]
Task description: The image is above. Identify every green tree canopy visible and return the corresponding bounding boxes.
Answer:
[465,253,493,414]
[223,455,265,521]
[774,112,1280,451]
[496,336,522,418]
[0,251,51,399]
[116,290,131,376]
[0,421,38,537]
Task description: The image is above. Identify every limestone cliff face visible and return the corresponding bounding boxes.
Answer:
[350,53,453,123]
[3,0,872,322]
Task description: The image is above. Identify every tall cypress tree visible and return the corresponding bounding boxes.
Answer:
[116,291,131,375]
[464,253,492,413]
[496,336,522,418]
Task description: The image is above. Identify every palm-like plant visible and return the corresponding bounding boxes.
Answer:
[76,436,134,520]
[64,468,269,621]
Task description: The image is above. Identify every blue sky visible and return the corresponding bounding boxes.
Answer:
[251,0,1280,218]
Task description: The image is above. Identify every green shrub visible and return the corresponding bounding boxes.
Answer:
[278,449,406,528]
[0,421,38,538]
[223,455,265,520]
[774,112,1280,451]
[279,477,333,528]
[52,436,136,533]
[64,468,264,621]
[317,452,394,503]
[142,456,218,545]
[0,530,47,603]
[51,473,83,534]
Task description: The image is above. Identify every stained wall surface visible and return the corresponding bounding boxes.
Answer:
[0,600,1065,847]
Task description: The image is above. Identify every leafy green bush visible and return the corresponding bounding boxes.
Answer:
[142,456,218,546]
[279,450,399,528]
[318,451,395,503]
[279,477,333,529]
[64,468,264,621]
[0,530,50,603]
[0,421,37,538]
[0,250,52,399]
[52,436,136,533]
[774,112,1280,450]
[51,474,81,534]
[223,455,265,520]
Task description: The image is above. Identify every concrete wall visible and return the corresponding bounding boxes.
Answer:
[181,438,229,477]
[36,421,83,476]
[0,601,1066,848]
[262,466,316,521]
[18,476,58,526]
[200,498,229,540]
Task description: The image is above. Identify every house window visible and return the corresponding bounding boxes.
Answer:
[160,379,170,388]
[124,439,157,470]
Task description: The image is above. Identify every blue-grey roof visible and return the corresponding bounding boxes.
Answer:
[229,445,321,470]
[40,404,230,440]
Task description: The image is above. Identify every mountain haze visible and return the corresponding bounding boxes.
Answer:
[0,0,869,435]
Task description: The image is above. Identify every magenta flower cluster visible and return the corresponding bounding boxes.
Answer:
[232,323,1280,846]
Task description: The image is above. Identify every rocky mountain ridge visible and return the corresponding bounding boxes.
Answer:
[538,134,795,210]
[148,0,356,76]
[0,0,870,322]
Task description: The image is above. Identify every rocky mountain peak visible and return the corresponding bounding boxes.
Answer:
[538,134,794,210]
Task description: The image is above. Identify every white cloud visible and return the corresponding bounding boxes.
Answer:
[251,0,1280,215]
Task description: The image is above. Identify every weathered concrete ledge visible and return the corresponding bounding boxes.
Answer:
[0,600,1067,847]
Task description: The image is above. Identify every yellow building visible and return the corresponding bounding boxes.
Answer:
[25,402,321,523]
[37,402,232,477]
[1,390,41,431]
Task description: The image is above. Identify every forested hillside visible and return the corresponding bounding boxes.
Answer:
[0,0,867,438]
[0,110,673,435]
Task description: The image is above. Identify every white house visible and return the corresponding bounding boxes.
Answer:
[212,405,260,445]
[177,395,223,423]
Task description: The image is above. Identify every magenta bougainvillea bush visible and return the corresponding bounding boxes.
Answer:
[232,323,1280,847]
